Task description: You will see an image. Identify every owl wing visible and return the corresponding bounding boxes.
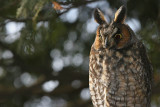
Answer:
[138,42,153,103]
[138,42,152,84]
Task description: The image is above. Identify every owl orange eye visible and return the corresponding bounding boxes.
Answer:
[114,34,122,40]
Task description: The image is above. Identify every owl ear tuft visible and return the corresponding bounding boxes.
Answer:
[94,8,107,25]
[114,5,126,23]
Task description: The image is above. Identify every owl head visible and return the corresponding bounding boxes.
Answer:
[93,6,137,50]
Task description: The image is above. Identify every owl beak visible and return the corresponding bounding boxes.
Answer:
[105,37,109,48]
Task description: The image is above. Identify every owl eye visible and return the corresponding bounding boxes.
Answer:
[114,34,122,40]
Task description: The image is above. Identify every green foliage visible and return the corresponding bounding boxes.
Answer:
[17,0,47,20]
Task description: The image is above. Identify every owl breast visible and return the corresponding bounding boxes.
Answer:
[89,42,151,107]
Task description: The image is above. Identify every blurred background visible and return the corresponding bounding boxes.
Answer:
[0,0,159,107]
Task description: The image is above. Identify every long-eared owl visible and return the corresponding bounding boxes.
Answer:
[89,5,152,107]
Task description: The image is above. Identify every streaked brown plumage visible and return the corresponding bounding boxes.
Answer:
[89,6,152,107]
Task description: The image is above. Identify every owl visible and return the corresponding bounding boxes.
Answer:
[89,6,152,107]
